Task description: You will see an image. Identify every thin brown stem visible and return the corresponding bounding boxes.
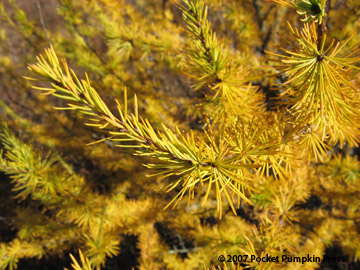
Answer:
[317,2,327,51]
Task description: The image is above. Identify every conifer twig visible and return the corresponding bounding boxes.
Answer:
[25,46,284,217]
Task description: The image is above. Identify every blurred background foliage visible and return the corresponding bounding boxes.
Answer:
[0,0,360,269]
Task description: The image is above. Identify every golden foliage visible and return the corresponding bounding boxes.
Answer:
[0,0,360,269]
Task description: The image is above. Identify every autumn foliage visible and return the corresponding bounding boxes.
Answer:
[0,0,360,269]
